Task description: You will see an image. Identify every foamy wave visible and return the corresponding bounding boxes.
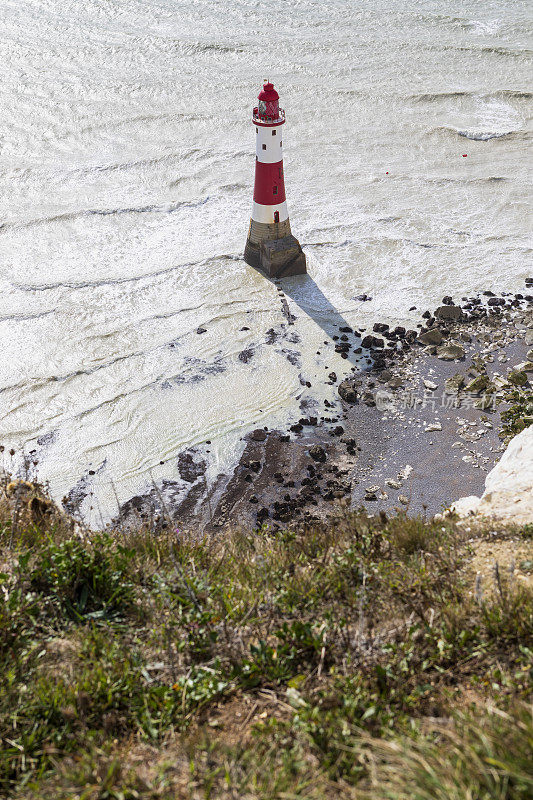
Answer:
[431,125,520,141]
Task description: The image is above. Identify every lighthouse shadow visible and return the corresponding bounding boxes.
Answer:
[270,274,364,369]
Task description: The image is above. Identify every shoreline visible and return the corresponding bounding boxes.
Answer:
[116,283,532,534]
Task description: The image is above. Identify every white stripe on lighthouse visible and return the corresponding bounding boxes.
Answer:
[251,200,289,224]
[255,124,284,163]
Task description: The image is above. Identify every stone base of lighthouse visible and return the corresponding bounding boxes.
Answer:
[244,218,306,278]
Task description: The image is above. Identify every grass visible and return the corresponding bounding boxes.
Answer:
[0,478,531,798]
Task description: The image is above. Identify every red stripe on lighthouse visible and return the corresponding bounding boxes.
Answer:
[253,160,286,205]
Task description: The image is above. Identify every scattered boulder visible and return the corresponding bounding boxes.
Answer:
[250,428,267,442]
[309,445,327,463]
[465,374,490,394]
[435,305,462,321]
[418,327,443,346]
[436,343,465,361]
[445,373,465,394]
[508,370,528,387]
[178,452,207,483]
[338,380,358,403]
[196,326,207,334]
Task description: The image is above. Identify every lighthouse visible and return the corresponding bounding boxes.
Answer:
[244,81,306,278]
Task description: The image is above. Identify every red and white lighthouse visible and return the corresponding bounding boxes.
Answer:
[244,81,306,278]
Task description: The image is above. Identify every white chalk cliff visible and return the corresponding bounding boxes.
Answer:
[451,425,533,524]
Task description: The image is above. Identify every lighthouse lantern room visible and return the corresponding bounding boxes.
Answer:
[244,81,306,277]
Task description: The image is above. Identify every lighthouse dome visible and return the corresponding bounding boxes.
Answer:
[258,82,279,102]
[257,81,279,120]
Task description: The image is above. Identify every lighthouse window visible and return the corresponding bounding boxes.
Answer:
[273,186,278,195]
[262,143,267,150]
[272,129,276,135]
[280,141,282,146]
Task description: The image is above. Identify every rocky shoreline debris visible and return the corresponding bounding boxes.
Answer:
[114,283,532,534]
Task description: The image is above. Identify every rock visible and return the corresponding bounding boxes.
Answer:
[248,460,261,473]
[418,327,443,346]
[436,343,465,361]
[424,422,442,432]
[331,426,344,436]
[178,452,207,483]
[309,445,327,463]
[465,374,490,394]
[196,326,207,334]
[386,478,401,489]
[435,305,462,321]
[525,329,533,346]
[527,349,533,361]
[388,377,404,389]
[515,362,533,373]
[452,426,533,524]
[423,379,438,391]
[450,495,481,516]
[398,495,409,505]
[507,370,528,387]
[445,373,465,394]
[362,391,376,406]
[488,297,505,306]
[362,334,384,349]
[251,428,267,442]
[338,380,358,403]
[460,332,472,343]
[328,372,337,383]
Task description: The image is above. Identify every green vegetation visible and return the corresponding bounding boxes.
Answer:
[499,380,533,442]
[0,480,531,798]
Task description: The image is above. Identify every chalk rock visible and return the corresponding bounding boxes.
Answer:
[451,426,533,524]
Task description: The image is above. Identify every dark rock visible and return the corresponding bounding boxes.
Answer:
[249,495,258,504]
[328,372,337,383]
[442,296,453,305]
[248,460,261,473]
[332,426,344,436]
[339,326,353,333]
[196,326,207,334]
[178,452,207,483]
[290,423,303,433]
[251,428,267,442]
[487,297,505,307]
[238,347,254,363]
[418,327,443,346]
[435,305,462,321]
[309,445,327,463]
[338,380,358,403]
